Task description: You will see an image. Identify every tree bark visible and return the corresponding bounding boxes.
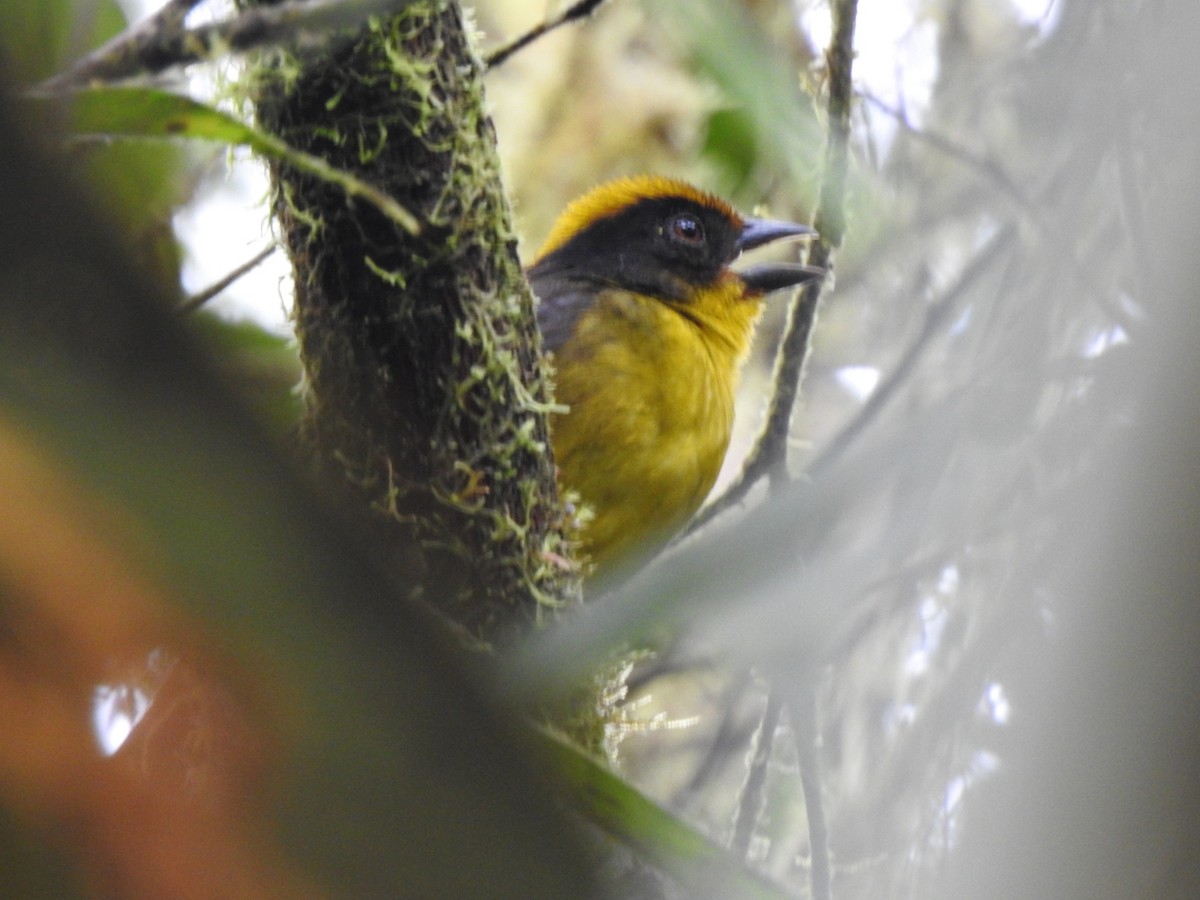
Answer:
[246,0,579,638]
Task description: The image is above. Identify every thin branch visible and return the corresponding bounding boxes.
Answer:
[483,0,608,71]
[863,92,1138,334]
[668,668,758,810]
[811,0,858,250]
[1114,136,1149,300]
[1111,72,1151,304]
[731,8,861,899]
[690,0,859,529]
[730,682,783,859]
[160,0,209,30]
[177,243,279,315]
[38,0,409,91]
[34,0,204,90]
[806,223,1018,481]
[790,686,831,900]
[859,89,1034,213]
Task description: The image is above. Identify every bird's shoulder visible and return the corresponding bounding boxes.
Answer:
[532,273,664,354]
[530,272,598,353]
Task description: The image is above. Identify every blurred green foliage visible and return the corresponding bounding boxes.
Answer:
[701,107,760,195]
[659,0,822,203]
[0,808,85,900]
[191,312,302,433]
[0,0,126,83]
[7,2,202,293]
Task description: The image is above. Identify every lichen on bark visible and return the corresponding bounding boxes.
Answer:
[243,0,579,638]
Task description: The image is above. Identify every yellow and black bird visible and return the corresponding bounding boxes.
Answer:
[529,176,822,574]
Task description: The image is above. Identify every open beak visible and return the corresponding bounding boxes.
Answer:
[734,216,822,295]
[736,216,815,252]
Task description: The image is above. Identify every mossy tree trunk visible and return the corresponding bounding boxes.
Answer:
[244,0,578,638]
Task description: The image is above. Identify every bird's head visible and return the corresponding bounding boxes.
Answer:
[528,175,821,302]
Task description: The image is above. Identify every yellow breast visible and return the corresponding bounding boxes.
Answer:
[549,275,763,571]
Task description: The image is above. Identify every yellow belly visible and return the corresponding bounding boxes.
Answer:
[548,286,760,572]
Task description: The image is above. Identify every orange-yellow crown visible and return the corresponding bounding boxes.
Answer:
[532,176,743,263]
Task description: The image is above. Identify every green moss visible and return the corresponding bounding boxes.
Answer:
[241,0,580,638]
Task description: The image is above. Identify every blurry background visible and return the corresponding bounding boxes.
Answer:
[2,0,1198,898]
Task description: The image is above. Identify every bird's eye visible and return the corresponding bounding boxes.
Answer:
[669,214,705,246]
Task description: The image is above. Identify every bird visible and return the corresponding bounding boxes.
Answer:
[528,175,822,576]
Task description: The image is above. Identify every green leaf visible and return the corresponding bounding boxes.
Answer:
[540,730,800,900]
[66,86,421,235]
[70,85,266,146]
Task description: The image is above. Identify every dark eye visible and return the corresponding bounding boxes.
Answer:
[669,214,705,246]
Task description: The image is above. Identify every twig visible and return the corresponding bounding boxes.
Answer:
[690,0,858,528]
[859,90,1033,213]
[730,682,783,859]
[1111,70,1151,304]
[38,0,409,91]
[668,669,758,809]
[790,685,831,900]
[34,0,204,90]
[177,243,279,315]
[862,91,1137,334]
[770,6,857,898]
[806,224,1017,480]
[483,0,608,71]
[714,7,859,898]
